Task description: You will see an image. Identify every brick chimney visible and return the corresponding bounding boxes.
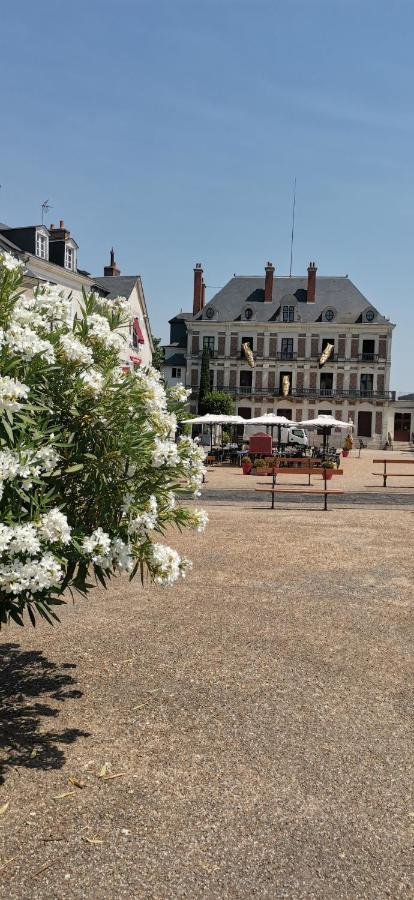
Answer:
[104,247,121,277]
[49,219,70,240]
[307,261,317,302]
[193,263,203,315]
[264,261,275,302]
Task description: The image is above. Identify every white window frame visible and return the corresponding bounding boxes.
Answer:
[65,244,76,270]
[171,367,182,378]
[36,230,49,260]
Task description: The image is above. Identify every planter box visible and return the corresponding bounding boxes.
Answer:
[242,464,252,475]
[342,449,349,458]
[253,468,272,476]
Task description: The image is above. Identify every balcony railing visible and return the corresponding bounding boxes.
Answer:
[191,386,395,401]
[190,351,384,363]
[358,353,379,362]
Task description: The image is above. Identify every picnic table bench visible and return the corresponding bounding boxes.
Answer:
[373,458,414,487]
[256,466,344,511]
[272,466,343,486]
[256,485,344,511]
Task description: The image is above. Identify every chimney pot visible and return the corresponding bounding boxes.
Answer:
[59,219,65,229]
[104,248,121,277]
[193,263,204,316]
[50,224,55,230]
[264,261,275,302]
[307,261,317,302]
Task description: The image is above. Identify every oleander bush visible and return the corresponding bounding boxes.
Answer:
[0,251,207,626]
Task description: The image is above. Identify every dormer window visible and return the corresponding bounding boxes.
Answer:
[282,305,295,322]
[65,245,75,270]
[36,230,49,260]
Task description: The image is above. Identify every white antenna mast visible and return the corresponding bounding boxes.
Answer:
[289,176,296,277]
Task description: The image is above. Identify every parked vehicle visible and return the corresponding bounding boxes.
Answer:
[244,425,308,449]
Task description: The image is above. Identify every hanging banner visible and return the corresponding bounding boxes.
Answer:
[282,375,290,396]
[242,342,255,368]
[319,342,334,368]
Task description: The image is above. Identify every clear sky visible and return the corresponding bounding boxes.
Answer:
[1,0,413,390]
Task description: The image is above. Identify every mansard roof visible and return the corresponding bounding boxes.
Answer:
[193,275,391,326]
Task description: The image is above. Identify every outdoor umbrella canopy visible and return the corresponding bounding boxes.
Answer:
[297,415,353,456]
[297,414,352,429]
[183,414,246,450]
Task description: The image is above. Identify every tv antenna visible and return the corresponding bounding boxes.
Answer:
[289,176,296,277]
[41,199,52,225]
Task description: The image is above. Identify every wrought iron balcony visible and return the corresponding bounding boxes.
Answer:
[190,386,396,401]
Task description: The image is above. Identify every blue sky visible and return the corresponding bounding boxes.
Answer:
[0,0,413,390]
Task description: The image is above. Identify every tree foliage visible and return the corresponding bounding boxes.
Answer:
[198,344,210,412]
[0,253,207,627]
[151,337,165,371]
[199,391,234,416]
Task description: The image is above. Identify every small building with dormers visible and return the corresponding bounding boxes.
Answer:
[0,221,153,371]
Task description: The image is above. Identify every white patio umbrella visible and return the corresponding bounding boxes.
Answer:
[183,414,246,450]
[247,413,292,450]
[297,414,352,454]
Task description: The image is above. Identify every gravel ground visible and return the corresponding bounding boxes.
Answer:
[0,452,413,899]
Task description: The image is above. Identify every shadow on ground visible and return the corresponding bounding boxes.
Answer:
[0,643,89,784]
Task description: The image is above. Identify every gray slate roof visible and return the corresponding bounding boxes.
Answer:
[165,352,186,367]
[194,276,390,325]
[93,275,138,299]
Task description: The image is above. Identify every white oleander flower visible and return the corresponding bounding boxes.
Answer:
[0,375,29,412]
[11,295,48,330]
[39,508,71,545]
[79,369,104,396]
[5,323,55,362]
[151,438,180,468]
[128,495,158,539]
[150,543,192,587]
[189,509,209,532]
[82,528,112,566]
[169,384,192,403]
[0,251,22,271]
[59,333,94,367]
[0,523,13,553]
[87,313,125,352]
[111,537,133,572]
[0,552,63,595]
[36,284,72,323]
[8,524,41,557]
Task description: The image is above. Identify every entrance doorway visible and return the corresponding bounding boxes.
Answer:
[277,408,292,420]
[394,412,411,442]
[358,411,372,437]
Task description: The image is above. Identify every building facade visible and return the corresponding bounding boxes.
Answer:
[163,261,400,447]
[0,222,153,370]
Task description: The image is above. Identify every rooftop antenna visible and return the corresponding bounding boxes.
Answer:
[41,199,52,225]
[289,176,296,277]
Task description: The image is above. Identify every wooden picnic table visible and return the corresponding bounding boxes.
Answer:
[373,458,414,487]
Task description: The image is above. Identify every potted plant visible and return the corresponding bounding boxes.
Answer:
[321,460,335,480]
[254,458,271,475]
[242,456,252,475]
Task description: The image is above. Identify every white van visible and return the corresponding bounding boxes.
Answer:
[244,424,308,449]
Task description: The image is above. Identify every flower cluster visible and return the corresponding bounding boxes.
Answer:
[82,528,132,572]
[79,368,104,396]
[151,438,180,468]
[60,333,94,367]
[169,384,192,403]
[0,251,22,271]
[87,313,125,353]
[150,543,192,587]
[0,375,29,413]
[0,445,59,497]
[5,322,55,363]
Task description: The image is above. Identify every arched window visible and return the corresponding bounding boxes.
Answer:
[282,305,295,322]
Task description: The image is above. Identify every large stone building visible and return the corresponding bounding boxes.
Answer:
[163,261,406,446]
[0,221,153,370]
